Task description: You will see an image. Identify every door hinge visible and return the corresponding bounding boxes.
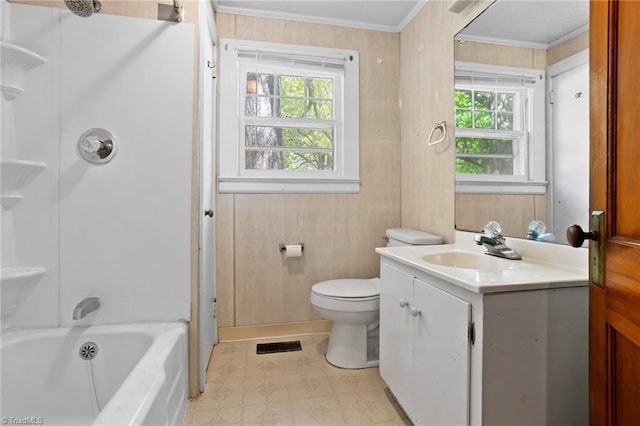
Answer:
[211,299,217,318]
[468,322,475,345]
[549,90,555,105]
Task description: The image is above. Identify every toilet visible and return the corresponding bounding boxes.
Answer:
[311,228,443,369]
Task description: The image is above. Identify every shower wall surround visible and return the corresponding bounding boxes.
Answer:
[2,2,194,328]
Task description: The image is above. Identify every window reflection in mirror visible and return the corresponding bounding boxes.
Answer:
[453,0,590,245]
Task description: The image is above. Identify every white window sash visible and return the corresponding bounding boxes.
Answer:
[219,38,359,193]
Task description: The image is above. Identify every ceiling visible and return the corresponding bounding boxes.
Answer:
[213,0,590,43]
[213,0,426,32]
[459,0,590,48]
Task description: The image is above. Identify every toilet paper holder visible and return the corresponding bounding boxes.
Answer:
[279,243,304,253]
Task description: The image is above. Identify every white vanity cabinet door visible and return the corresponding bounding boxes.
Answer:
[411,277,471,426]
[379,262,414,415]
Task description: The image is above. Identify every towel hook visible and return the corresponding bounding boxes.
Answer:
[427,121,447,146]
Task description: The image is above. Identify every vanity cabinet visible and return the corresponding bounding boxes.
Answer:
[380,262,470,425]
[379,257,588,425]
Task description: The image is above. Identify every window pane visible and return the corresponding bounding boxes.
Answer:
[455,157,514,175]
[246,73,274,95]
[310,78,334,99]
[456,137,513,155]
[279,98,305,118]
[455,89,472,109]
[306,100,333,120]
[497,92,514,112]
[279,75,305,97]
[474,91,495,110]
[456,110,472,128]
[245,150,283,170]
[474,111,494,129]
[246,126,334,150]
[245,125,282,148]
[245,95,274,117]
[455,136,514,175]
[282,128,333,149]
[497,112,514,131]
[246,150,334,171]
[284,151,334,170]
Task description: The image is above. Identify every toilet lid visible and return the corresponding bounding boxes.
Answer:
[312,278,380,298]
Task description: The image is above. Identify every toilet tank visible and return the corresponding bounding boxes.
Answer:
[385,228,443,247]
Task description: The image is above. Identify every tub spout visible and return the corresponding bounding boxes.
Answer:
[73,296,100,320]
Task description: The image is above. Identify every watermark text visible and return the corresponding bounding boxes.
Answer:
[1,417,44,425]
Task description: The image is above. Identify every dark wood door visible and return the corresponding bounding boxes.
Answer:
[591,1,640,424]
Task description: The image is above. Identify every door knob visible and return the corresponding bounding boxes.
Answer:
[399,298,409,308]
[410,306,421,317]
[566,224,597,248]
[204,209,214,217]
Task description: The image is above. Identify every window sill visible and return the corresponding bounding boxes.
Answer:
[455,180,547,195]
[218,176,360,194]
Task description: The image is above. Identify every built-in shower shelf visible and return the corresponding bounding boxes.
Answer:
[1,42,47,101]
[1,159,46,209]
[1,267,46,326]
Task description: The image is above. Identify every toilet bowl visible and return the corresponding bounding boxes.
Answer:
[310,228,443,369]
[311,278,380,369]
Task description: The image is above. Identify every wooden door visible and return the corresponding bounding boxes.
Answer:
[591,1,640,424]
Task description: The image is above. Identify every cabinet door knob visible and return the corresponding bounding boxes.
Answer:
[410,306,421,317]
[399,298,409,308]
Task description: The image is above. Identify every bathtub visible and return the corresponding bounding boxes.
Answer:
[1,322,188,426]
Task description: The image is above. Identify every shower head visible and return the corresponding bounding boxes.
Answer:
[64,0,101,18]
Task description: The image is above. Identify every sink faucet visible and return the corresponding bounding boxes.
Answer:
[474,234,522,260]
[72,296,100,320]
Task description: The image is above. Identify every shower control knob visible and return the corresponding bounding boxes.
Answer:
[410,306,421,317]
[399,298,409,308]
[205,209,214,217]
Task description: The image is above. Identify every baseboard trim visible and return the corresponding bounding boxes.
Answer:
[218,320,332,342]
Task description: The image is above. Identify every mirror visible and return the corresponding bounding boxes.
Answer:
[453,0,590,245]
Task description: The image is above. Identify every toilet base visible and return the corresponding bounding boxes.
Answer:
[325,322,379,369]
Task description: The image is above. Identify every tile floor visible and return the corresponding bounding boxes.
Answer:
[183,334,411,426]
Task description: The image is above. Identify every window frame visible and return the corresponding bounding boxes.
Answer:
[454,62,547,194]
[219,38,360,194]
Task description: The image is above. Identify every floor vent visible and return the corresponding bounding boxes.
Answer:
[256,340,302,355]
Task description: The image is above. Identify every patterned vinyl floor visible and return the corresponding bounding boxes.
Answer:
[183,334,411,426]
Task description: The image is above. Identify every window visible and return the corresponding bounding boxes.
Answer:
[454,62,546,194]
[219,39,359,193]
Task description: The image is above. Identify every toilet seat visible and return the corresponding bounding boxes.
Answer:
[311,278,380,300]
[311,278,380,313]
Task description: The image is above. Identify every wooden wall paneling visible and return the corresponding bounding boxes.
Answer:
[547,30,590,66]
[399,0,493,244]
[217,14,401,326]
[454,40,545,69]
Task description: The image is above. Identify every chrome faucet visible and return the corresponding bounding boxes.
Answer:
[474,234,522,260]
[72,296,101,320]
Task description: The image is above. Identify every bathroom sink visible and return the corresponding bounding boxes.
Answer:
[422,251,517,271]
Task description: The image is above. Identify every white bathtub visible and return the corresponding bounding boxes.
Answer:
[1,322,188,426]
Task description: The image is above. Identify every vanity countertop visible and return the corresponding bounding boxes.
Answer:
[376,233,589,294]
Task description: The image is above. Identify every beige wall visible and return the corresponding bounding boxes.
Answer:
[456,193,547,237]
[455,40,546,69]
[547,30,589,66]
[216,13,401,327]
[399,0,493,244]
